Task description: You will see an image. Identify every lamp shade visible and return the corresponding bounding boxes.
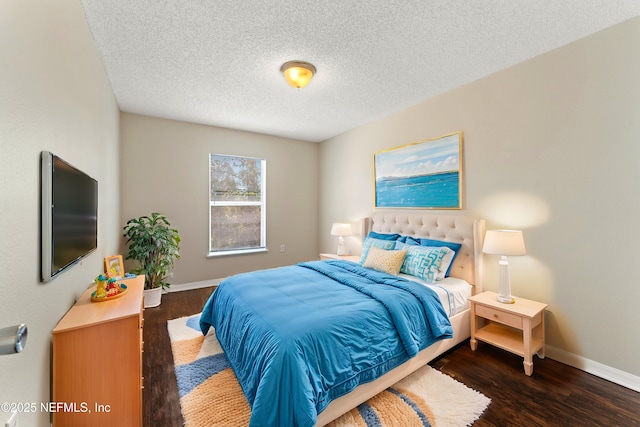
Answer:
[482,230,526,256]
[280,61,316,89]
[330,223,352,236]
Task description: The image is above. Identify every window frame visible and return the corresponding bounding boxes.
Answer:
[208,154,267,257]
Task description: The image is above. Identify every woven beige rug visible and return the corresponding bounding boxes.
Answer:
[169,313,490,427]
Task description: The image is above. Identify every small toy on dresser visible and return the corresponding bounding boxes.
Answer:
[91,273,128,302]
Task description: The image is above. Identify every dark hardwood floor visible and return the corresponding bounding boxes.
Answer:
[144,287,640,426]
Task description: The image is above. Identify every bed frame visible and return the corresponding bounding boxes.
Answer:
[316,212,485,426]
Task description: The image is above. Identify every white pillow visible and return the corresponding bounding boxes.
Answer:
[435,247,455,280]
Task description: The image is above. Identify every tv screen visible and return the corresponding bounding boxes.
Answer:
[41,151,98,282]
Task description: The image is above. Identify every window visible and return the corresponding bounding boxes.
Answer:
[209,154,266,256]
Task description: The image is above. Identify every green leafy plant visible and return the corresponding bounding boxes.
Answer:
[123,212,181,290]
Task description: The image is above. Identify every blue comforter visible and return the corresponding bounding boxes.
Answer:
[199,260,453,427]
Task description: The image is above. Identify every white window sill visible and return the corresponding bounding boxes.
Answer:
[207,247,268,258]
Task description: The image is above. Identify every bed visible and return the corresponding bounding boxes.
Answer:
[200,213,485,426]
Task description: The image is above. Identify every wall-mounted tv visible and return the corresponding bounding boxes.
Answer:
[41,151,98,282]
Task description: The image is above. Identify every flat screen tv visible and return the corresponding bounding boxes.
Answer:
[41,151,98,282]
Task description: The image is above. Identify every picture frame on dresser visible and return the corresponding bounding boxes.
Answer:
[373,131,463,209]
[104,254,124,278]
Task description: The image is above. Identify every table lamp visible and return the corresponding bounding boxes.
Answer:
[482,230,526,303]
[330,223,352,256]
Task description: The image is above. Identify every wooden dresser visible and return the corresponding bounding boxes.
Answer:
[52,275,144,427]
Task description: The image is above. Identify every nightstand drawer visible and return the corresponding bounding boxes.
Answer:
[476,304,523,329]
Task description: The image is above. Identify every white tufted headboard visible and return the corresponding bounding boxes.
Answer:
[364,212,485,293]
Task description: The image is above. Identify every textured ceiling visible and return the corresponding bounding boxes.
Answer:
[81,1,640,143]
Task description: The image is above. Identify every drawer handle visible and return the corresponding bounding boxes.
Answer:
[493,314,499,319]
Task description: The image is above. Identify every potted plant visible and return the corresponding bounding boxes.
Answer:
[123,212,181,308]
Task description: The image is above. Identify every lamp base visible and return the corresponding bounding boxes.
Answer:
[496,294,515,304]
[496,256,515,304]
[336,236,346,256]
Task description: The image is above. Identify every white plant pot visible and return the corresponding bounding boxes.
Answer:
[143,287,163,308]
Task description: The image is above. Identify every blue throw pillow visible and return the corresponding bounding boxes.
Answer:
[394,242,446,284]
[401,237,462,277]
[368,231,402,241]
[360,237,397,264]
[397,235,411,244]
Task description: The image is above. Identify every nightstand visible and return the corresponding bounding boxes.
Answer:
[319,253,360,262]
[468,291,547,376]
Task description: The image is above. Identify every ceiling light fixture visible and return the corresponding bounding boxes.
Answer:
[280,60,316,89]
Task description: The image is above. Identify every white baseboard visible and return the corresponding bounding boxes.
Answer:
[546,345,640,393]
[167,278,224,293]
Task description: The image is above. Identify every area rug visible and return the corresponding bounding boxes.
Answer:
[168,313,490,427]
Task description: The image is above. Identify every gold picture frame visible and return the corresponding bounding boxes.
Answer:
[104,255,124,278]
[373,131,463,209]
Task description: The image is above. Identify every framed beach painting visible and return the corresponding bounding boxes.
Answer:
[374,132,463,209]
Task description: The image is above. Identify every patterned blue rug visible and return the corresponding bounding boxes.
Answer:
[168,313,490,426]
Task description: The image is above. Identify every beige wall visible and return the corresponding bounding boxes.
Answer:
[0,1,121,426]
[320,17,640,379]
[120,113,319,284]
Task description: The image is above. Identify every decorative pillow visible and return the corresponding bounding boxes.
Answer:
[360,237,397,264]
[363,246,407,275]
[402,237,462,277]
[435,247,456,280]
[394,242,447,284]
[368,231,402,241]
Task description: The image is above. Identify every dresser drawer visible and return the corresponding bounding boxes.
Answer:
[476,304,523,329]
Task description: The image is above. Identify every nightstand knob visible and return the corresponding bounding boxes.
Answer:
[493,314,499,319]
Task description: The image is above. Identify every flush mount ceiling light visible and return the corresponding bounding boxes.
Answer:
[280,60,316,89]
